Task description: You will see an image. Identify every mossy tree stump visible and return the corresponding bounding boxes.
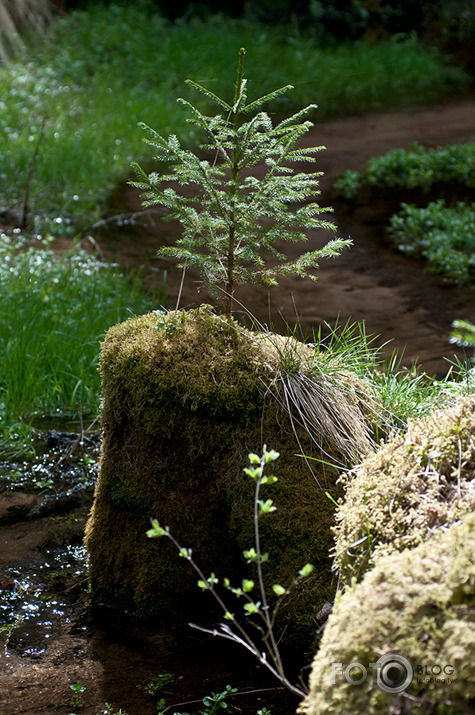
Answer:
[85,306,374,650]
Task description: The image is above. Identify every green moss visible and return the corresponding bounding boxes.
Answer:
[333,395,475,585]
[85,306,376,652]
[299,512,475,715]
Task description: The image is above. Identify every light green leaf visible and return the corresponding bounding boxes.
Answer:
[198,572,219,590]
[258,499,277,515]
[146,519,168,538]
[207,572,219,587]
[298,563,314,578]
[244,601,261,615]
[264,449,280,463]
[261,475,278,485]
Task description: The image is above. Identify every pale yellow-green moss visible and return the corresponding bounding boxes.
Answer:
[85,306,377,652]
[333,395,475,585]
[298,511,475,715]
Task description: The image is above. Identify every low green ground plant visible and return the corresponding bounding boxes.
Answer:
[58,681,127,714]
[387,199,475,283]
[0,5,469,232]
[333,142,475,283]
[154,682,273,715]
[451,318,475,351]
[333,141,475,199]
[0,231,163,453]
[62,681,86,711]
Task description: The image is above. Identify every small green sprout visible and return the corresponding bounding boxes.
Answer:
[146,519,169,538]
[298,563,314,578]
[244,601,261,615]
[198,572,219,590]
[258,498,277,515]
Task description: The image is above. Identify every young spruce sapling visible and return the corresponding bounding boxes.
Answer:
[131,48,350,316]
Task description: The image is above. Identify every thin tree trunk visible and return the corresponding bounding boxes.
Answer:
[0,0,53,64]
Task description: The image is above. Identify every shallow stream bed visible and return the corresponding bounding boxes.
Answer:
[0,429,301,715]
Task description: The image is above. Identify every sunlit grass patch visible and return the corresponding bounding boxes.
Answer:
[0,231,163,453]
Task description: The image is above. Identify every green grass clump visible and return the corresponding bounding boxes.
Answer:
[334,141,475,199]
[387,200,475,284]
[299,319,468,435]
[0,5,469,232]
[0,231,162,452]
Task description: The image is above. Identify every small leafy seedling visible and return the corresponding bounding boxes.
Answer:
[95,704,127,715]
[147,446,313,697]
[137,672,177,697]
[62,681,86,711]
[201,684,239,714]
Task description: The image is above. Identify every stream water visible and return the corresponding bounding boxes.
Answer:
[0,428,301,714]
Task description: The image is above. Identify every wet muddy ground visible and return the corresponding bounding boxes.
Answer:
[2,93,475,714]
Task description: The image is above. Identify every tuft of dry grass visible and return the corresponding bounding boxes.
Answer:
[261,333,379,470]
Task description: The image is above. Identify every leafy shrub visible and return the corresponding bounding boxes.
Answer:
[148,446,312,698]
[387,199,475,283]
[334,141,475,199]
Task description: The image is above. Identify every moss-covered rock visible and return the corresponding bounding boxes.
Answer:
[333,395,475,585]
[298,511,475,715]
[85,306,376,651]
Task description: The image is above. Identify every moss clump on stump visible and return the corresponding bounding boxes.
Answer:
[85,306,375,650]
[332,395,475,586]
[298,511,475,715]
